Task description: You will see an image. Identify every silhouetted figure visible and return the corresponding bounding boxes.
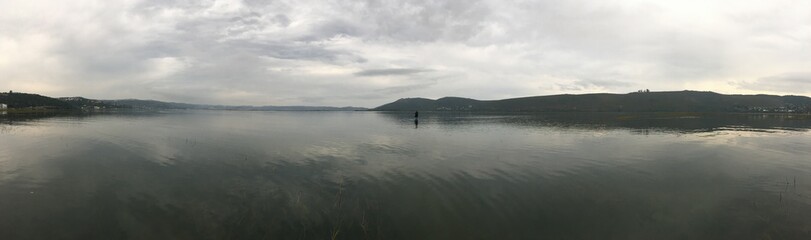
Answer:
[414,111,419,128]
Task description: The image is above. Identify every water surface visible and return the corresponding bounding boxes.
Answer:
[2,111,811,239]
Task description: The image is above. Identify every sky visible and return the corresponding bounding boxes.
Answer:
[1,0,810,107]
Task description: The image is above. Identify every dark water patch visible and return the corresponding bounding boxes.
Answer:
[2,111,811,239]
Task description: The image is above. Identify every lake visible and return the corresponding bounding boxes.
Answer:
[2,111,811,239]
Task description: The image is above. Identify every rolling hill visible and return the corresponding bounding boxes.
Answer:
[374,91,811,113]
[1,92,366,111]
[0,92,75,109]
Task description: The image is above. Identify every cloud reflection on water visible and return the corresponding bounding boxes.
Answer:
[1,111,811,238]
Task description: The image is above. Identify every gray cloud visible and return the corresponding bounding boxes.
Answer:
[243,41,366,64]
[742,72,811,93]
[351,79,439,100]
[354,68,432,77]
[2,0,811,107]
[377,80,439,94]
[558,79,633,91]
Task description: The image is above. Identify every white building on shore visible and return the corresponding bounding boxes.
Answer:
[0,103,7,109]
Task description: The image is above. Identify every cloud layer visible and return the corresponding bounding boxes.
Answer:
[1,0,810,107]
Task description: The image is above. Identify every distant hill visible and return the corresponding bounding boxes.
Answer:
[374,91,811,113]
[242,106,367,111]
[0,91,366,111]
[101,99,202,110]
[0,92,74,109]
[101,99,367,111]
[59,97,129,109]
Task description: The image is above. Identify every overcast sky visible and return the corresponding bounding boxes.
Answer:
[1,0,810,107]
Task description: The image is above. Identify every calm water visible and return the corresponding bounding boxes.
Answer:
[2,111,811,239]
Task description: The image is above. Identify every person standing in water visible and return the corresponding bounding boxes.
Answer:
[414,111,419,128]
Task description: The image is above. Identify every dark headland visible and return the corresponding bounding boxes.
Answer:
[4,90,811,113]
[374,91,811,113]
[0,92,366,111]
